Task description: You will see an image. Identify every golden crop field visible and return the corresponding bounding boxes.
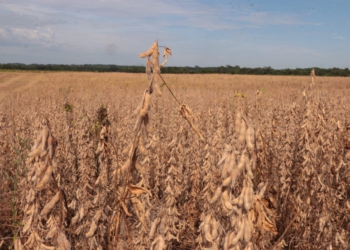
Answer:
[1,70,350,250]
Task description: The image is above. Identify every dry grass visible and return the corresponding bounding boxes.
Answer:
[1,69,350,249]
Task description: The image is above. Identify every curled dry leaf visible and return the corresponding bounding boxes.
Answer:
[253,197,278,235]
[128,184,152,197]
[131,196,147,229]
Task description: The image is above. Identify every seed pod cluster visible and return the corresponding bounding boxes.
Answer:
[211,115,260,249]
[21,121,69,249]
[200,214,220,243]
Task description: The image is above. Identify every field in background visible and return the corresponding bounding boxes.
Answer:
[1,72,350,249]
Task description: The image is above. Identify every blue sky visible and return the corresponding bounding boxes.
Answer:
[0,0,349,69]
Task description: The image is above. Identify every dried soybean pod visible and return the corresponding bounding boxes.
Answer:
[41,125,50,151]
[246,126,254,151]
[251,127,255,146]
[232,196,239,205]
[151,235,166,250]
[122,142,132,155]
[139,41,157,58]
[221,189,233,210]
[245,242,254,250]
[222,176,232,187]
[243,218,252,242]
[204,215,213,242]
[36,165,53,191]
[238,119,246,144]
[47,134,57,159]
[221,153,232,179]
[40,191,60,217]
[258,182,267,199]
[230,218,245,246]
[146,57,152,80]
[153,81,163,96]
[24,233,35,248]
[211,216,219,240]
[210,186,222,204]
[134,91,146,116]
[138,136,148,155]
[32,131,43,151]
[245,184,254,212]
[218,145,231,166]
[71,212,80,225]
[57,231,71,250]
[151,45,159,68]
[226,151,236,176]
[238,186,246,207]
[149,217,160,239]
[45,227,57,239]
[237,151,245,171]
[140,90,151,116]
[121,159,131,172]
[28,142,43,159]
[135,160,142,171]
[235,111,242,134]
[133,104,142,116]
[79,206,85,220]
[245,156,254,179]
[223,232,230,250]
[40,243,55,250]
[34,231,44,243]
[85,221,97,237]
[26,188,35,203]
[143,113,152,134]
[243,183,251,211]
[231,215,237,227]
[22,214,33,233]
[250,154,257,171]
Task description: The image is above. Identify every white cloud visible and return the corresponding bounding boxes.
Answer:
[0,27,57,46]
[234,11,322,27]
[332,34,345,40]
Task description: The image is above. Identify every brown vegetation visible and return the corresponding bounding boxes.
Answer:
[1,56,350,249]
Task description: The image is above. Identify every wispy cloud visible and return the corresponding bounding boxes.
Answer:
[234,11,322,27]
[332,33,345,40]
[0,27,58,47]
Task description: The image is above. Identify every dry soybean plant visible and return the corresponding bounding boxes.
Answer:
[18,119,71,250]
[108,40,174,249]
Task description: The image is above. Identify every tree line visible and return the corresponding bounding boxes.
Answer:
[0,63,349,76]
